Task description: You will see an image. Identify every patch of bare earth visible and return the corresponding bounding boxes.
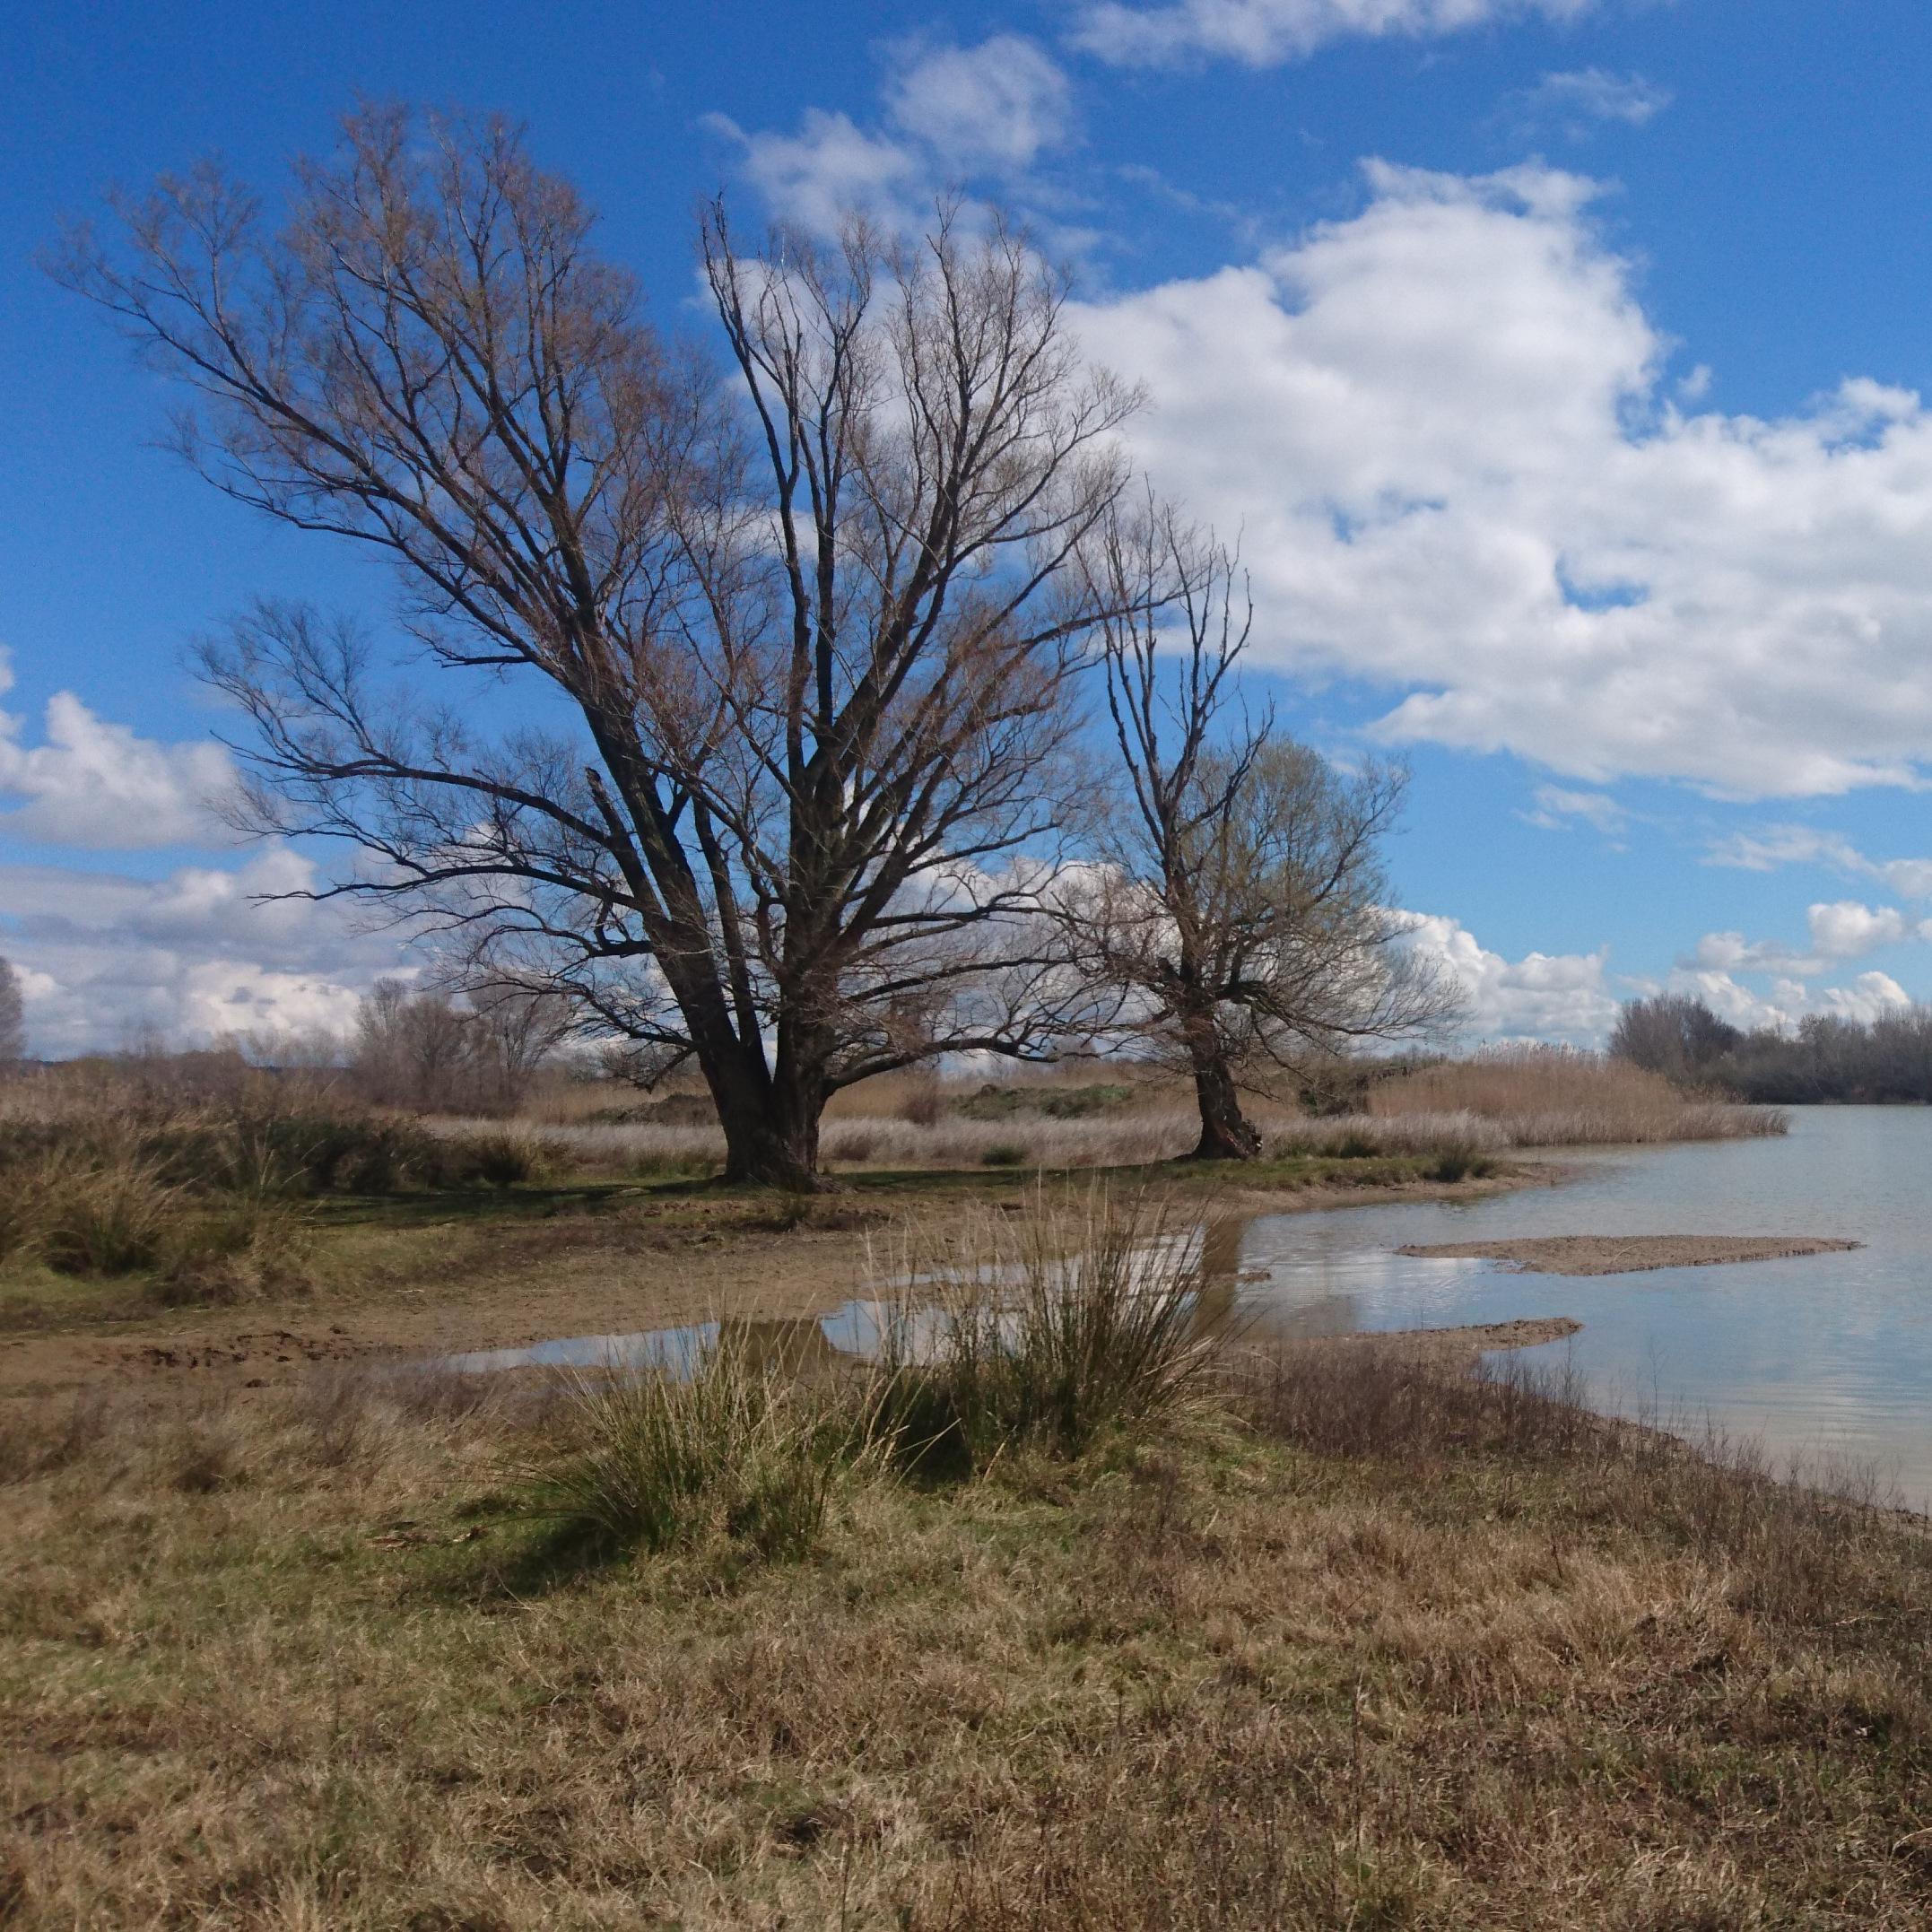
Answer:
[1397,1233,1860,1275]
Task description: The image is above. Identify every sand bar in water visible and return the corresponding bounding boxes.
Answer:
[1395,1234,1860,1276]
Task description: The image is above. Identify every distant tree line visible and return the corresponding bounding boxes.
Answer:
[1612,993,1932,1104]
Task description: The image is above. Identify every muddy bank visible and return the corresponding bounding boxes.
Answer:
[1289,1315,1582,1363]
[0,1162,1557,1398]
[1397,1234,1860,1276]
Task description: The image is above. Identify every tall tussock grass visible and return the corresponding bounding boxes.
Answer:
[0,1066,556,1203]
[0,1072,571,1300]
[873,1191,1218,1471]
[520,1192,1221,1563]
[524,1339,886,1563]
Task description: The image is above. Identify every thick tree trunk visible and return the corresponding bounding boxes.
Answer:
[1188,1054,1262,1162]
[702,1034,826,1191]
[718,1107,821,1189]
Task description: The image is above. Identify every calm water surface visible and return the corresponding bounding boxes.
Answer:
[1232,1106,1932,1502]
[447,1108,1932,1502]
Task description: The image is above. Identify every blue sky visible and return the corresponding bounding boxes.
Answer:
[7,0,1932,1051]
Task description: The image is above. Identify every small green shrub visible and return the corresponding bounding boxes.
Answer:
[152,1197,314,1307]
[1424,1136,1498,1183]
[622,1149,719,1183]
[1329,1128,1386,1160]
[440,1130,546,1191]
[980,1142,1028,1169]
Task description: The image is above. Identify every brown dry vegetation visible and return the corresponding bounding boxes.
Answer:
[438,1046,1783,1182]
[1362,1044,1784,1146]
[7,1336,1932,1928]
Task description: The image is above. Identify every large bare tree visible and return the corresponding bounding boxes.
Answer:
[1067,506,1460,1158]
[57,108,1139,1185]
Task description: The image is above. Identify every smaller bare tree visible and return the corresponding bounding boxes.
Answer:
[352,980,475,1113]
[0,957,25,1071]
[467,982,575,1112]
[1067,508,1460,1159]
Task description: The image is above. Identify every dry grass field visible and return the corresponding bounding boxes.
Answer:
[456,1045,1784,1182]
[0,1056,1858,1929]
[6,1332,1932,1928]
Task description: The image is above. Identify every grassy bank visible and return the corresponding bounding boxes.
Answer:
[0,1051,1536,1347]
[6,1325,1932,1927]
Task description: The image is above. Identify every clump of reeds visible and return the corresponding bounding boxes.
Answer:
[523,1337,886,1563]
[518,1191,1221,1564]
[23,1147,180,1275]
[872,1190,1219,1471]
[0,1140,318,1301]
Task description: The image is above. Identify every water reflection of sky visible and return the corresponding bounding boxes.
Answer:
[440,1109,1932,1509]
[1231,1108,1932,1509]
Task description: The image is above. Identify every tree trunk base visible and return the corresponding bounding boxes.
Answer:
[1187,1125,1263,1162]
[1188,1064,1264,1161]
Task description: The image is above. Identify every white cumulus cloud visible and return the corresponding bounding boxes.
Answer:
[1068,0,1601,70]
[885,36,1075,171]
[703,108,924,236]
[0,671,234,849]
[0,845,403,1057]
[1806,900,1916,962]
[707,34,1074,235]
[1073,161,1932,798]
[1399,910,1619,1045]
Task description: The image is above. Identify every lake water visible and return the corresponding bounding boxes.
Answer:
[1227,1105,1932,1503]
[446,1108,1932,1504]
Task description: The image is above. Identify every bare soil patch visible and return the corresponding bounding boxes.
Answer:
[1397,1232,1860,1275]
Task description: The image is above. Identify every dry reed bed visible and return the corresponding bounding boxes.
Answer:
[1365,1044,1786,1144]
[457,1046,1782,1175]
[431,1110,1205,1174]
[8,1329,1932,1926]
[438,1091,1779,1181]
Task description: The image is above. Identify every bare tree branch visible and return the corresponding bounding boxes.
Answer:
[55,108,1144,1184]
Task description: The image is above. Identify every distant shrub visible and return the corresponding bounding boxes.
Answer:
[34,1153,178,1275]
[956,1083,1136,1123]
[440,1129,545,1191]
[152,1197,313,1306]
[1425,1139,1497,1183]
[897,1074,944,1127]
[980,1142,1028,1169]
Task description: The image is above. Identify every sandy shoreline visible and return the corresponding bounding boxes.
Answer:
[1397,1233,1861,1276]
